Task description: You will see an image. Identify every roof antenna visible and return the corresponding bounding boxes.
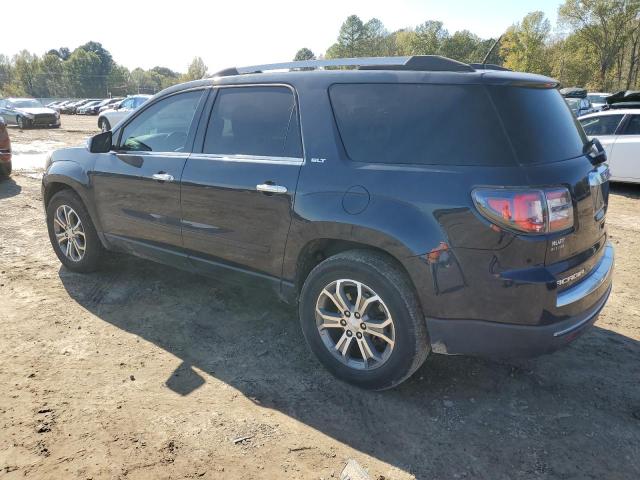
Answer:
[482,35,503,68]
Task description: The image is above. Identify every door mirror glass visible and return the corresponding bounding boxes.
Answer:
[88,130,113,153]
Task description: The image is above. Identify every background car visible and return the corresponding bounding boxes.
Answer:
[99,98,123,114]
[0,116,11,178]
[82,98,123,116]
[579,108,640,183]
[97,95,151,131]
[76,100,104,115]
[0,98,61,129]
[587,92,611,111]
[68,99,101,115]
[560,87,595,117]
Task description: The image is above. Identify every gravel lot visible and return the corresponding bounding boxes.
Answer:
[1,117,639,479]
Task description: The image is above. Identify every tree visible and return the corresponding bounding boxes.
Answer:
[441,30,482,63]
[559,0,640,90]
[410,20,449,55]
[500,11,552,75]
[65,48,103,97]
[294,48,315,61]
[183,57,208,81]
[13,51,42,96]
[326,15,368,57]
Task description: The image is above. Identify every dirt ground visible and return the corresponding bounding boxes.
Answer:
[1,119,639,479]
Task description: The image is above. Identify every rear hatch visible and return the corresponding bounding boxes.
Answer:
[488,85,609,288]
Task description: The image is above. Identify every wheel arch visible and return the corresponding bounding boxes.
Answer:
[43,162,106,245]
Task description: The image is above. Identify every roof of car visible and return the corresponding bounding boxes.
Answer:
[579,108,640,119]
[153,55,559,100]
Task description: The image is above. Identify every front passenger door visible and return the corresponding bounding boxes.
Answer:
[92,89,207,266]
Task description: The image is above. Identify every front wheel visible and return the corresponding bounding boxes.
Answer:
[46,189,104,272]
[299,250,430,390]
[16,116,28,129]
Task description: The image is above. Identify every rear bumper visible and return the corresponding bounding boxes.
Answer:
[427,243,614,358]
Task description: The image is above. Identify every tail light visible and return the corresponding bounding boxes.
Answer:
[472,187,574,234]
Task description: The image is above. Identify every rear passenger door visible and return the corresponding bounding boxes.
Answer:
[611,114,640,182]
[181,85,303,277]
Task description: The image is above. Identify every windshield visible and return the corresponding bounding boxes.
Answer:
[13,99,44,109]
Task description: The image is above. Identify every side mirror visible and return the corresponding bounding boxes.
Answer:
[88,130,113,153]
[585,137,607,166]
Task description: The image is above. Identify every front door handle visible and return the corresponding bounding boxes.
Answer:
[152,172,174,182]
[256,183,287,194]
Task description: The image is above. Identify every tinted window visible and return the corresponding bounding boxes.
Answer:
[489,86,587,164]
[120,90,203,152]
[622,115,640,135]
[329,83,513,165]
[203,86,302,158]
[580,115,624,136]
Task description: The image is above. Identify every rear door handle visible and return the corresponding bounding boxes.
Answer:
[256,183,287,194]
[152,173,174,182]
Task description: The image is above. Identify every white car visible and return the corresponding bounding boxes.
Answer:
[579,109,640,184]
[97,95,151,132]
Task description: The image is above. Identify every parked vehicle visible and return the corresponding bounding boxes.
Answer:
[587,92,611,111]
[76,100,104,115]
[59,100,85,114]
[81,98,123,116]
[98,99,122,114]
[43,56,614,390]
[97,95,151,131]
[0,116,11,178]
[52,100,76,113]
[560,87,595,117]
[579,108,640,183]
[69,99,101,115]
[0,98,60,129]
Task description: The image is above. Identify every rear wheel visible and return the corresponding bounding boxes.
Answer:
[299,250,429,390]
[46,189,104,272]
[99,118,110,132]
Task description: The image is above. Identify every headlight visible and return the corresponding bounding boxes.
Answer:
[24,112,34,119]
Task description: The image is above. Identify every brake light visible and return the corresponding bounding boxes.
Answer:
[473,188,574,234]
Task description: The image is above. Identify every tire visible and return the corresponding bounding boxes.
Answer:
[299,249,430,390]
[0,162,11,179]
[16,116,27,129]
[99,117,110,132]
[46,189,104,273]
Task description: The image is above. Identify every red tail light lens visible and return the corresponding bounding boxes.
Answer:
[473,188,573,234]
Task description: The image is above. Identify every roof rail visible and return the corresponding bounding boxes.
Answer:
[212,55,476,77]
[469,63,511,72]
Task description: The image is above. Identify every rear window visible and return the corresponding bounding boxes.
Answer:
[488,86,587,164]
[580,114,624,136]
[329,83,514,166]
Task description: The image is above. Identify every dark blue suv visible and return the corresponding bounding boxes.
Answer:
[42,56,614,390]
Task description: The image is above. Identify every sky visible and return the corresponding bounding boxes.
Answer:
[4,0,563,74]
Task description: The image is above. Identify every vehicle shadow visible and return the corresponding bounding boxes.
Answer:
[58,255,640,478]
[610,181,640,199]
[0,176,22,199]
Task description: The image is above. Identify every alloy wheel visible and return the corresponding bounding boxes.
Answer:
[315,279,395,370]
[53,204,86,262]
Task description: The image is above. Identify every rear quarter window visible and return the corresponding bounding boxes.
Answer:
[488,86,587,164]
[329,83,515,166]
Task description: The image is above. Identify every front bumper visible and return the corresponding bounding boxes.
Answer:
[427,242,614,358]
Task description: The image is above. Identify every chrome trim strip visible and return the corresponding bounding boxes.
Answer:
[189,153,303,166]
[555,242,614,310]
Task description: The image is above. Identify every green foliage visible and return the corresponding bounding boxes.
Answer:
[294,48,315,61]
[500,11,552,75]
[183,57,208,82]
[0,42,189,99]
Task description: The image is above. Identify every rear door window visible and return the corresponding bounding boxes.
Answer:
[203,86,302,158]
[580,115,624,136]
[329,83,514,166]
